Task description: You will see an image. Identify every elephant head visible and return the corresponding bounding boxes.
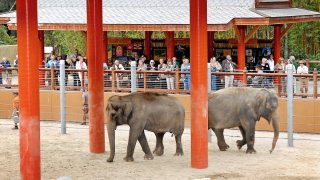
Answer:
[106,95,133,162]
[257,89,279,153]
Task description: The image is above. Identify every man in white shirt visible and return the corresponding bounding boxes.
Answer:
[267,54,275,87]
[297,60,309,98]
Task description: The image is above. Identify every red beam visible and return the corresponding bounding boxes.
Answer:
[237,26,246,70]
[103,31,108,63]
[144,31,152,60]
[208,31,214,60]
[87,0,105,153]
[166,31,175,59]
[274,24,282,64]
[190,0,208,169]
[17,0,41,179]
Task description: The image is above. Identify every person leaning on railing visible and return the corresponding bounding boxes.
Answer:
[222,55,237,88]
[1,57,12,87]
[297,60,309,98]
[275,57,286,94]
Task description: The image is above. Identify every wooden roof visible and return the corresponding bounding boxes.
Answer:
[0,0,319,31]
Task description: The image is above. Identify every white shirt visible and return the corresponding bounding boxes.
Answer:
[297,65,308,74]
[267,59,275,71]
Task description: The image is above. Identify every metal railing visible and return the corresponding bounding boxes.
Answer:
[0,66,319,98]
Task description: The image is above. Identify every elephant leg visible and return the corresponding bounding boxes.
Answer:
[124,127,144,162]
[245,122,256,154]
[174,134,184,156]
[153,133,165,156]
[236,126,247,150]
[138,131,154,160]
[213,128,229,151]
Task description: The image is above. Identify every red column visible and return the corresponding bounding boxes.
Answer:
[87,0,105,153]
[103,31,108,63]
[274,25,282,64]
[165,31,175,59]
[237,26,246,70]
[208,31,214,61]
[190,0,208,169]
[144,31,152,60]
[39,30,45,86]
[17,0,41,179]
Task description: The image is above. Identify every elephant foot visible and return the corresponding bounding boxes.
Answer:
[218,143,230,151]
[144,154,154,160]
[174,151,184,156]
[123,156,134,162]
[246,148,256,154]
[236,140,246,150]
[153,148,164,156]
[106,157,113,163]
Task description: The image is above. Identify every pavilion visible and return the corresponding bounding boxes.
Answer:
[1,0,319,68]
[0,0,319,179]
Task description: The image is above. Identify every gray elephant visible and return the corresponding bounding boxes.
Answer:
[106,92,185,162]
[208,87,279,154]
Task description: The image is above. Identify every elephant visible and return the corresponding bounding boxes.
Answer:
[106,92,185,162]
[208,87,279,154]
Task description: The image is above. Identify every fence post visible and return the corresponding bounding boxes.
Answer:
[81,71,84,90]
[207,63,212,143]
[277,73,281,97]
[313,68,318,99]
[143,71,147,92]
[59,60,66,134]
[111,69,115,92]
[51,66,55,90]
[242,68,247,86]
[287,64,294,147]
[175,71,180,93]
[131,61,137,92]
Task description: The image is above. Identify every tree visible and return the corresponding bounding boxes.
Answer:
[0,25,16,45]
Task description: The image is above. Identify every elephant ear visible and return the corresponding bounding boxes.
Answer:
[256,89,268,116]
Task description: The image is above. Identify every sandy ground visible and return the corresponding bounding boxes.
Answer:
[1,119,320,180]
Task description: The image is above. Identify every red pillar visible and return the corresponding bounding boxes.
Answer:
[87,0,105,153]
[103,31,108,63]
[165,31,175,59]
[17,0,41,179]
[274,25,282,64]
[237,26,246,70]
[208,31,214,61]
[190,0,208,169]
[39,30,45,86]
[144,31,152,60]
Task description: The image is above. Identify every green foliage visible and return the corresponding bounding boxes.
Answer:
[44,31,86,56]
[0,0,15,13]
[0,25,16,45]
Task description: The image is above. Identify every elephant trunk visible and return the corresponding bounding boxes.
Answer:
[269,113,280,153]
[107,120,116,162]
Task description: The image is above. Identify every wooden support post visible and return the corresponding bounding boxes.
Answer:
[190,0,208,169]
[313,68,318,99]
[237,26,246,70]
[245,25,261,43]
[17,0,41,178]
[87,0,105,153]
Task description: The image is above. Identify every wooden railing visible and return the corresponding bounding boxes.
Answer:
[0,67,319,98]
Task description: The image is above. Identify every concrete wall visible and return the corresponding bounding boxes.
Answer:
[0,89,319,133]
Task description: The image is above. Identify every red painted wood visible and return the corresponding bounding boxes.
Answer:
[103,31,108,63]
[190,0,208,169]
[166,31,175,59]
[274,25,282,64]
[237,26,246,70]
[144,31,152,60]
[87,0,105,153]
[17,0,41,179]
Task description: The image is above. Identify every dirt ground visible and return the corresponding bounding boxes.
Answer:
[1,119,320,180]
